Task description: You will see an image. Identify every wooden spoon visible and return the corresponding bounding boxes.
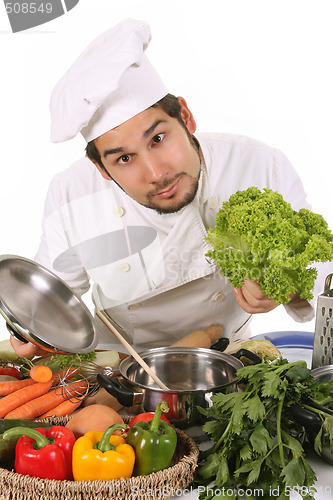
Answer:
[96,310,169,391]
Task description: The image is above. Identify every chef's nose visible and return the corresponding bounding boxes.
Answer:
[142,155,168,182]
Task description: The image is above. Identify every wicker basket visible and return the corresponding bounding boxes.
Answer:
[0,416,199,500]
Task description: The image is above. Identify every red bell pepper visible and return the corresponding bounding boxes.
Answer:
[128,411,171,427]
[2,425,76,480]
[158,392,179,421]
[0,364,21,379]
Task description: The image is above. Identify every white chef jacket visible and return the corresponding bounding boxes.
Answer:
[35,133,331,351]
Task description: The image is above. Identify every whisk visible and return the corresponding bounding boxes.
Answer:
[31,356,120,400]
[62,357,120,382]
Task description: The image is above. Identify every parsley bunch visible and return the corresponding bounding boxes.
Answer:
[206,187,333,304]
[20,351,96,377]
[195,359,333,500]
[39,351,97,371]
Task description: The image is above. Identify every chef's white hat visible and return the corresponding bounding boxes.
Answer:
[50,18,168,143]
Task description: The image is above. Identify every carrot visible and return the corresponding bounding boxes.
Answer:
[0,380,53,418]
[30,365,53,383]
[0,378,36,397]
[4,379,89,419]
[38,398,83,418]
[52,367,81,383]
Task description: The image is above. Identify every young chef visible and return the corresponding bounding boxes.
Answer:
[10,18,331,358]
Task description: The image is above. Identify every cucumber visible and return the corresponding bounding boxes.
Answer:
[0,419,51,462]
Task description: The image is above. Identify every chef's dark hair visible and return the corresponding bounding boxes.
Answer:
[85,93,191,178]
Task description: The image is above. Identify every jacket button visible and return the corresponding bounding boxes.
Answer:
[214,292,225,302]
[118,262,130,272]
[112,206,124,217]
[128,303,141,310]
[209,197,218,210]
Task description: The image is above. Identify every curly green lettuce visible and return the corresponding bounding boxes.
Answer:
[206,187,333,304]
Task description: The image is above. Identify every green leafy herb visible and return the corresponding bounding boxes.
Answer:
[206,187,333,304]
[20,351,96,376]
[194,359,333,500]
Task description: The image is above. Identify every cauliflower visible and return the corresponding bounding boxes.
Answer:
[236,339,282,362]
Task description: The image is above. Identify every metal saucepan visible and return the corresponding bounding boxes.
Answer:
[97,346,260,431]
[290,365,333,465]
[0,254,98,354]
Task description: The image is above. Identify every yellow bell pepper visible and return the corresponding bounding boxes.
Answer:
[72,423,135,481]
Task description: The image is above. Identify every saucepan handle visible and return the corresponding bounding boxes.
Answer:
[290,404,322,433]
[0,300,29,344]
[232,348,261,365]
[6,323,29,343]
[210,339,261,365]
[291,399,333,432]
[211,338,261,365]
[210,337,230,352]
[97,373,135,407]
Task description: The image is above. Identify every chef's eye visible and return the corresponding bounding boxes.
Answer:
[152,133,164,144]
[118,154,131,164]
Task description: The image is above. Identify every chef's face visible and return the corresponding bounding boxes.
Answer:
[94,97,201,214]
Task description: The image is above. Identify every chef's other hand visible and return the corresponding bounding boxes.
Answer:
[233,279,278,314]
[10,336,50,358]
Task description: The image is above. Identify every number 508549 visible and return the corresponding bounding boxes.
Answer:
[5,3,53,14]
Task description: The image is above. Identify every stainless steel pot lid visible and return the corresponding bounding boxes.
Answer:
[0,254,98,354]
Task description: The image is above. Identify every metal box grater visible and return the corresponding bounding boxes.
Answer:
[312,273,333,369]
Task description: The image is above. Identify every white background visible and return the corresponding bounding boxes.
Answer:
[0,0,332,342]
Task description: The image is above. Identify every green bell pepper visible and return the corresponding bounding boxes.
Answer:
[126,401,177,476]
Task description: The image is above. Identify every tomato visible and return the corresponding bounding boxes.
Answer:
[128,412,171,428]
[0,365,22,379]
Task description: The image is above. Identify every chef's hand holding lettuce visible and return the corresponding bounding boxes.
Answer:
[206,187,333,307]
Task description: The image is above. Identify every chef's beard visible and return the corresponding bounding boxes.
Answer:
[112,172,200,214]
[142,135,202,214]
[143,171,200,214]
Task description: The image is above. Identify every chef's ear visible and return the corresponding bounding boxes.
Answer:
[87,155,113,181]
[96,162,113,181]
[177,96,197,134]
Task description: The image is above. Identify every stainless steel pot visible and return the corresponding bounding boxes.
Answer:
[97,346,249,432]
[312,365,333,384]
